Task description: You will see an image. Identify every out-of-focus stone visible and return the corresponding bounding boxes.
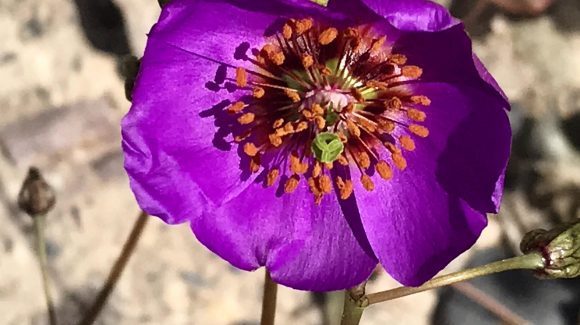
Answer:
[91,150,125,181]
[0,97,120,166]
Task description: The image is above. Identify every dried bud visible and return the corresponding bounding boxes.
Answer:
[17,167,56,217]
[121,55,141,102]
[158,0,171,7]
[521,221,580,279]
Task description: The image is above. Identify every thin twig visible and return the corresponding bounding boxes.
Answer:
[260,271,278,325]
[364,253,544,305]
[77,211,149,325]
[34,214,58,325]
[452,282,529,325]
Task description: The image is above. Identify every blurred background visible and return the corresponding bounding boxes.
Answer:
[0,0,578,324]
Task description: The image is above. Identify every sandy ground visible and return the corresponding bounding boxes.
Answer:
[0,0,578,324]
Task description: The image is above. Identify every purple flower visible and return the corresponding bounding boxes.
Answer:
[122,0,511,291]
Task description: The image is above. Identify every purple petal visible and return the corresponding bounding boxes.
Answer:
[392,24,511,212]
[123,0,345,223]
[417,83,510,213]
[352,166,487,286]
[393,24,508,107]
[349,80,509,285]
[360,0,460,31]
[191,180,377,291]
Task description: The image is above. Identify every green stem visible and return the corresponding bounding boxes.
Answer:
[364,253,544,306]
[34,214,58,325]
[260,271,278,325]
[340,282,367,325]
[77,211,149,325]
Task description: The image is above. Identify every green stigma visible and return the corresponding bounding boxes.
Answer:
[310,0,329,6]
[311,132,344,163]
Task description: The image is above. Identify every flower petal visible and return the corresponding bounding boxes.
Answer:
[415,83,510,213]
[393,24,508,105]
[349,82,509,285]
[153,0,350,68]
[360,0,460,32]
[352,167,487,286]
[191,180,377,291]
[123,0,345,222]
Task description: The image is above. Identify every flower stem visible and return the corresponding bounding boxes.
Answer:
[33,214,58,325]
[77,211,149,325]
[260,271,278,325]
[364,253,544,306]
[340,283,367,325]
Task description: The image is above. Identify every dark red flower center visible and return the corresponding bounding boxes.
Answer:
[229,18,431,204]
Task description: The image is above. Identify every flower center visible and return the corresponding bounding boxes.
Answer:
[228,18,431,204]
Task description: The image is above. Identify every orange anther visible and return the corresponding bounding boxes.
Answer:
[266,168,280,187]
[361,174,374,191]
[376,160,393,180]
[402,65,423,79]
[392,153,407,170]
[238,112,255,125]
[252,87,265,98]
[227,101,245,114]
[399,135,416,151]
[284,175,300,193]
[235,67,247,88]
[243,142,259,157]
[319,27,338,45]
[409,124,429,138]
[407,108,427,122]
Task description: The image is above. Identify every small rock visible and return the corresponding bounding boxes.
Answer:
[0,97,119,166]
